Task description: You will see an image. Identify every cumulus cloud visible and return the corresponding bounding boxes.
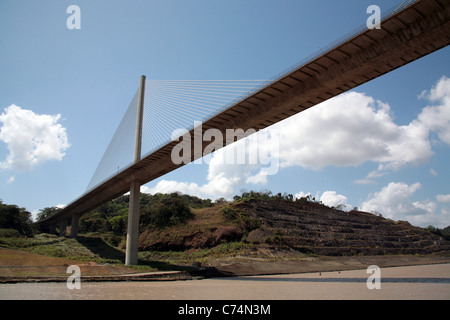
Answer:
[361,182,423,218]
[353,179,375,185]
[436,194,450,203]
[320,191,352,210]
[361,182,450,227]
[0,105,70,171]
[142,170,240,200]
[274,91,433,172]
[273,75,449,181]
[417,76,450,145]
[143,147,249,200]
[294,190,352,210]
[430,168,438,177]
[294,191,312,200]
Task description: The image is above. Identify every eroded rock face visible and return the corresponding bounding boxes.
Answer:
[138,199,448,255]
[234,200,448,256]
[138,225,243,251]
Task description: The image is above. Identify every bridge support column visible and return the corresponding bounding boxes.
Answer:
[70,214,80,238]
[125,75,146,266]
[126,180,140,265]
[49,224,56,235]
[59,220,67,237]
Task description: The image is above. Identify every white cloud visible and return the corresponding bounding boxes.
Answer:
[270,76,449,178]
[353,178,376,185]
[294,191,312,200]
[0,104,70,171]
[7,176,15,184]
[245,171,269,184]
[418,76,450,145]
[142,176,238,201]
[143,151,245,200]
[361,182,423,219]
[430,168,438,177]
[361,182,450,227]
[320,191,351,210]
[436,194,450,203]
[273,91,433,172]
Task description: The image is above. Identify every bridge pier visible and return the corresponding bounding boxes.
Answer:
[49,224,56,235]
[59,219,67,237]
[125,75,146,266]
[125,179,141,265]
[70,214,80,238]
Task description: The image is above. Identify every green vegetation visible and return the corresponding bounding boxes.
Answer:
[234,190,296,202]
[426,225,450,241]
[35,206,61,222]
[0,200,34,237]
[233,190,325,205]
[0,193,216,265]
[221,205,238,221]
[78,192,211,237]
[140,193,194,228]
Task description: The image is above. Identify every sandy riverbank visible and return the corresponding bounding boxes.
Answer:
[207,252,450,276]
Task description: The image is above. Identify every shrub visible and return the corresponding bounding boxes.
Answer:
[108,215,126,235]
[140,193,194,228]
[0,228,21,238]
[221,206,238,221]
[0,201,33,236]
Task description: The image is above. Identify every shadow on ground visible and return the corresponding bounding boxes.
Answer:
[76,236,125,262]
[76,236,201,274]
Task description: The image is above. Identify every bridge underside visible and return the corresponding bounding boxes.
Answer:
[38,0,450,235]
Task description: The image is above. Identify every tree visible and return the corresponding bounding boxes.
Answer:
[426,225,443,237]
[36,207,61,222]
[0,201,33,236]
[109,215,126,235]
[140,193,194,228]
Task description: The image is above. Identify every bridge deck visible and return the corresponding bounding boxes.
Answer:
[38,0,450,229]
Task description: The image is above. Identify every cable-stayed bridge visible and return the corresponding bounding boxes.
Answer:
[37,0,450,265]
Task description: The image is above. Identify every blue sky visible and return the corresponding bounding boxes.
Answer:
[1,1,449,227]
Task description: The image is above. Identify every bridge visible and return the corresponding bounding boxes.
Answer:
[37,0,450,265]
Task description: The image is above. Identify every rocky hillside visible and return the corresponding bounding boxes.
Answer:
[138,198,449,256]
